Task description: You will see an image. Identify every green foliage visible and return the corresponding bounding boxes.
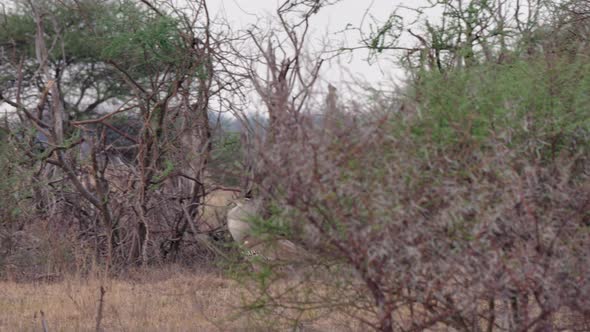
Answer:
[0,0,182,95]
[0,12,35,56]
[0,137,28,225]
[406,58,590,158]
[0,1,117,62]
[367,12,403,54]
[0,1,140,111]
[209,132,243,187]
[248,206,293,240]
[152,159,175,185]
[100,3,187,75]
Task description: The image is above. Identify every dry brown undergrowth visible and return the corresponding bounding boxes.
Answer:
[0,267,359,332]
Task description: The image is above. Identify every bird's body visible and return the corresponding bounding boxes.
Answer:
[227,199,261,244]
[227,198,305,264]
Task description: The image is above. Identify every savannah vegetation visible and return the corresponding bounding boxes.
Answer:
[0,0,589,331]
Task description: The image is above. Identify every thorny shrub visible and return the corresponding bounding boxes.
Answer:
[243,57,590,331]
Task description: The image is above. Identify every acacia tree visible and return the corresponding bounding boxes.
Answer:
[0,0,240,270]
[0,0,126,267]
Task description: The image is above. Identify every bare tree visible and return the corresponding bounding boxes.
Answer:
[1,0,242,269]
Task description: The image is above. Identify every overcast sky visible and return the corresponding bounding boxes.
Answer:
[209,0,439,88]
[0,0,441,114]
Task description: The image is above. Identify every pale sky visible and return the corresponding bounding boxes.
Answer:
[210,0,439,88]
[1,0,441,114]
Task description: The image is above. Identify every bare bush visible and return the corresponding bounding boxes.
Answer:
[0,0,244,272]
[231,1,590,331]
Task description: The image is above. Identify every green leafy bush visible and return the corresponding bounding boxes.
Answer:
[408,59,590,157]
[0,137,28,226]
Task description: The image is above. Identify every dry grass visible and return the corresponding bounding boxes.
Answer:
[0,268,237,331]
[0,267,356,332]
